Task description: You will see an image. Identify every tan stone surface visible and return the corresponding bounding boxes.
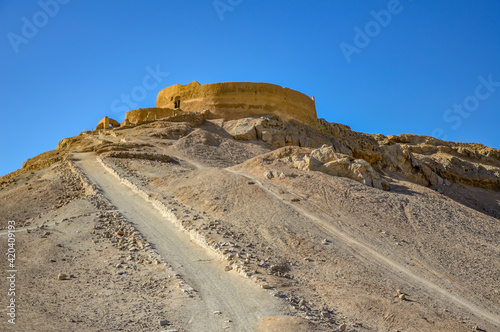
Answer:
[377,134,500,189]
[223,115,500,190]
[3,80,500,330]
[95,116,120,130]
[156,81,318,127]
[2,112,500,331]
[290,145,389,190]
[123,107,181,125]
[91,81,498,192]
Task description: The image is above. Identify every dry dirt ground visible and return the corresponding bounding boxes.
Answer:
[1,118,499,331]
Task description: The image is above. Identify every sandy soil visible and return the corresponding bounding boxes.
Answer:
[1,119,499,331]
[74,153,291,332]
[0,165,195,331]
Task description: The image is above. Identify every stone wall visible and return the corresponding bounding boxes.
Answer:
[155,81,318,127]
[123,108,181,125]
[95,116,120,130]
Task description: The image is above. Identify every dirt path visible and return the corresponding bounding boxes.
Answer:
[156,147,500,328]
[74,153,286,332]
[226,168,500,330]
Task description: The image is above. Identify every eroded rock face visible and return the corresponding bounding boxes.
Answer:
[223,115,348,152]
[222,116,500,190]
[290,145,389,190]
[377,135,500,189]
[86,80,498,191]
[23,108,500,191]
[315,119,384,165]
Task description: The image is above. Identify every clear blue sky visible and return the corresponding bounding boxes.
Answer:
[1,0,499,176]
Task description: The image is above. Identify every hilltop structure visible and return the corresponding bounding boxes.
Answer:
[155,81,317,126]
[96,81,318,128]
[95,116,120,130]
[90,81,500,192]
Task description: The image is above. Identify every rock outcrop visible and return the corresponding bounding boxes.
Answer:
[377,134,500,189]
[84,80,499,191]
[221,115,500,190]
[15,79,500,191]
[222,115,349,152]
[289,145,389,190]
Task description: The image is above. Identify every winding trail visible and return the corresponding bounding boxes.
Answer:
[74,153,285,332]
[155,145,500,329]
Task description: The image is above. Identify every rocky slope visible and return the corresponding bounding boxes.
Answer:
[1,111,499,331]
[223,115,500,190]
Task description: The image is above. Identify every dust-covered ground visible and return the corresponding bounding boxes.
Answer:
[1,117,499,331]
[0,163,204,331]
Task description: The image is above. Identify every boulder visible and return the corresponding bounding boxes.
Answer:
[222,115,334,149]
[223,118,258,140]
[292,145,389,190]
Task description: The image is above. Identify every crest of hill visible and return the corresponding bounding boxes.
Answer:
[155,81,318,127]
[2,81,500,332]
[3,81,500,193]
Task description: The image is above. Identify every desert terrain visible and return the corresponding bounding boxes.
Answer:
[1,111,499,331]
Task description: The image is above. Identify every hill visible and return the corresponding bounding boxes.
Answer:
[1,105,499,331]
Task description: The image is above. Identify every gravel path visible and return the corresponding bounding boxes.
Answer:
[75,153,286,332]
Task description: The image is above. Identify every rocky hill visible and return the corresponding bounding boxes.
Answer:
[1,110,499,331]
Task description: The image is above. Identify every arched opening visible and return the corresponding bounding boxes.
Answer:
[174,96,181,109]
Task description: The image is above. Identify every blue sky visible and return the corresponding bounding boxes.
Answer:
[1,0,499,176]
